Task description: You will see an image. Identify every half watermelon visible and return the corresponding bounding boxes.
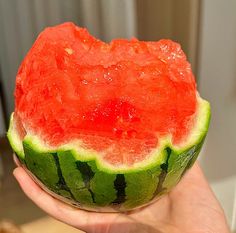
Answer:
[8,22,210,212]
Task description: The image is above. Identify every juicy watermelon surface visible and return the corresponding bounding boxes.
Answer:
[15,22,196,165]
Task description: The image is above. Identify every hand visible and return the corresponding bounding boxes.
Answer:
[13,162,230,233]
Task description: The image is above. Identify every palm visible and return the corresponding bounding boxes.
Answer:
[14,162,229,233]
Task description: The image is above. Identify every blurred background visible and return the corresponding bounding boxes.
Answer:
[0,0,235,232]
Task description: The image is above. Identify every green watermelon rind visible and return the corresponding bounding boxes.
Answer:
[7,97,210,211]
[7,114,25,160]
[8,97,210,172]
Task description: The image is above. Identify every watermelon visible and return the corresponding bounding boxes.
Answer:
[7,22,210,212]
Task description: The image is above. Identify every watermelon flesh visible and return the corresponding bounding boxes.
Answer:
[15,22,196,165]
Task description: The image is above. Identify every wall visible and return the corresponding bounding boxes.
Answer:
[136,0,200,74]
[198,0,236,230]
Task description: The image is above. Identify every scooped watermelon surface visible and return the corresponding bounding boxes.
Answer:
[8,22,210,212]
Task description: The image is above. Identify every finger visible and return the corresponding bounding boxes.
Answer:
[13,167,135,233]
[13,167,109,232]
[169,162,227,215]
[174,162,213,194]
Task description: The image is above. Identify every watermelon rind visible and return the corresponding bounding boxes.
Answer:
[7,114,24,160]
[7,96,210,211]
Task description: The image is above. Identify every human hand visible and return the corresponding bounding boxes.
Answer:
[13,162,230,233]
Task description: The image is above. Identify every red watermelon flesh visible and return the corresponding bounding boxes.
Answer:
[15,23,197,165]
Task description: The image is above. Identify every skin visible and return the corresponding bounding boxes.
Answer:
[13,162,230,233]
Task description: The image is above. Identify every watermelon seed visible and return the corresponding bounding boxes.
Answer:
[82,80,88,85]
[65,48,73,55]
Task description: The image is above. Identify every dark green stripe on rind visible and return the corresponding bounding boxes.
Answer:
[57,151,117,207]
[23,141,71,198]
[85,161,117,206]
[52,153,75,199]
[151,147,172,199]
[57,151,95,206]
[76,161,96,203]
[162,138,205,191]
[121,149,170,209]
[112,174,126,205]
